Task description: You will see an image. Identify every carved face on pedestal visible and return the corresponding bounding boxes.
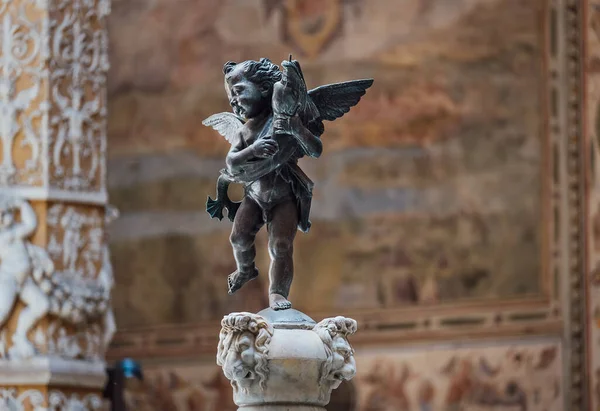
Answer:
[222,330,259,391]
[217,313,274,394]
[330,333,357,388]
[313,316,358,396]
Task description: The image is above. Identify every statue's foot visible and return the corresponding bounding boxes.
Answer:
[9,335,37,360]
[228,268,259,295]
[269,293,292,311]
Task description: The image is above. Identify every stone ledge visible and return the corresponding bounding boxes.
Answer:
[0,357,107,388]
[0,186,108,205]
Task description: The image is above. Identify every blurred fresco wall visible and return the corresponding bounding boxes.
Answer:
[107,0,543,327]
[104,0,584,410]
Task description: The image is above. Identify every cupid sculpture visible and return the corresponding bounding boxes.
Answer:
[203,56,373,310]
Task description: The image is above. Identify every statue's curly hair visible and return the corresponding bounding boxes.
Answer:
[216,312,274,392]
[223,58,282,95]
[313,316,357,389]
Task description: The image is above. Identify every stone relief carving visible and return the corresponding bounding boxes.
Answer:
[0,388,45,411]
[0,194,114,361]
[0,1,48,186]
[0,388,104,411]
[0,194,54,359]
[0,77,39,182]
[51,84,101,189]
[0,0,109,195]
[48,0,108,192]
[48,390,104,410]
[216,312,274,394]
[46,203,104,280]
[34,241,114,360]
[313,316,357,399]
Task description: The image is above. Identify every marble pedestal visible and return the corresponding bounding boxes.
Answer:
[240,407,325,411]
[216,308,357,411]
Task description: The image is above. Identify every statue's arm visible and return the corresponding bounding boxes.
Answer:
[12,199,37,239]
[226,141,256,174]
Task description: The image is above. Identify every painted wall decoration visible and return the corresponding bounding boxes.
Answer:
[107,0,552,331]
[105,0,591,406]
[120,340,561,411]
[262,0,363,58]
[0,0,48,187]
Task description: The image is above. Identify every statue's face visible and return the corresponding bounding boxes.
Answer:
[222,331,258,390]
[330,335,356,388]
[225,67,269,120]
[0,210,14,228]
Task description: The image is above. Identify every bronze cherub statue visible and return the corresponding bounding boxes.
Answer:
[203,56,373,310]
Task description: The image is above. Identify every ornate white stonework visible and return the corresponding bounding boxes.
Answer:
[0,0,109,204]
[0,1,48,187]
[0,194,114,361]
[312,316,357,401]
[216,312,274,394]
[46,203,104,279]
[0,388,104,410]
[0,0,111,406]
[216,309,357,410]
[49,391,104,410]
[48,0,108,195]
[0,388,45,411]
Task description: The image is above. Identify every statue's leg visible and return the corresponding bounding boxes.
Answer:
[0,274,18,327]
[10,278,49,359]
[267,200,298,310]
[228,197,264,294]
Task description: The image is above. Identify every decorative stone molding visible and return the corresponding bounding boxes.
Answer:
[0,0,48,188]
[0,356,107,388]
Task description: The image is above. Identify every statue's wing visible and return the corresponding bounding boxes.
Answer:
[283,59,307,105]
[202,112,245,145]
[308,79,374,121]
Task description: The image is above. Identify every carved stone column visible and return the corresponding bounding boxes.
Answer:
[0,0,113,409]
[216,309,357,411]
